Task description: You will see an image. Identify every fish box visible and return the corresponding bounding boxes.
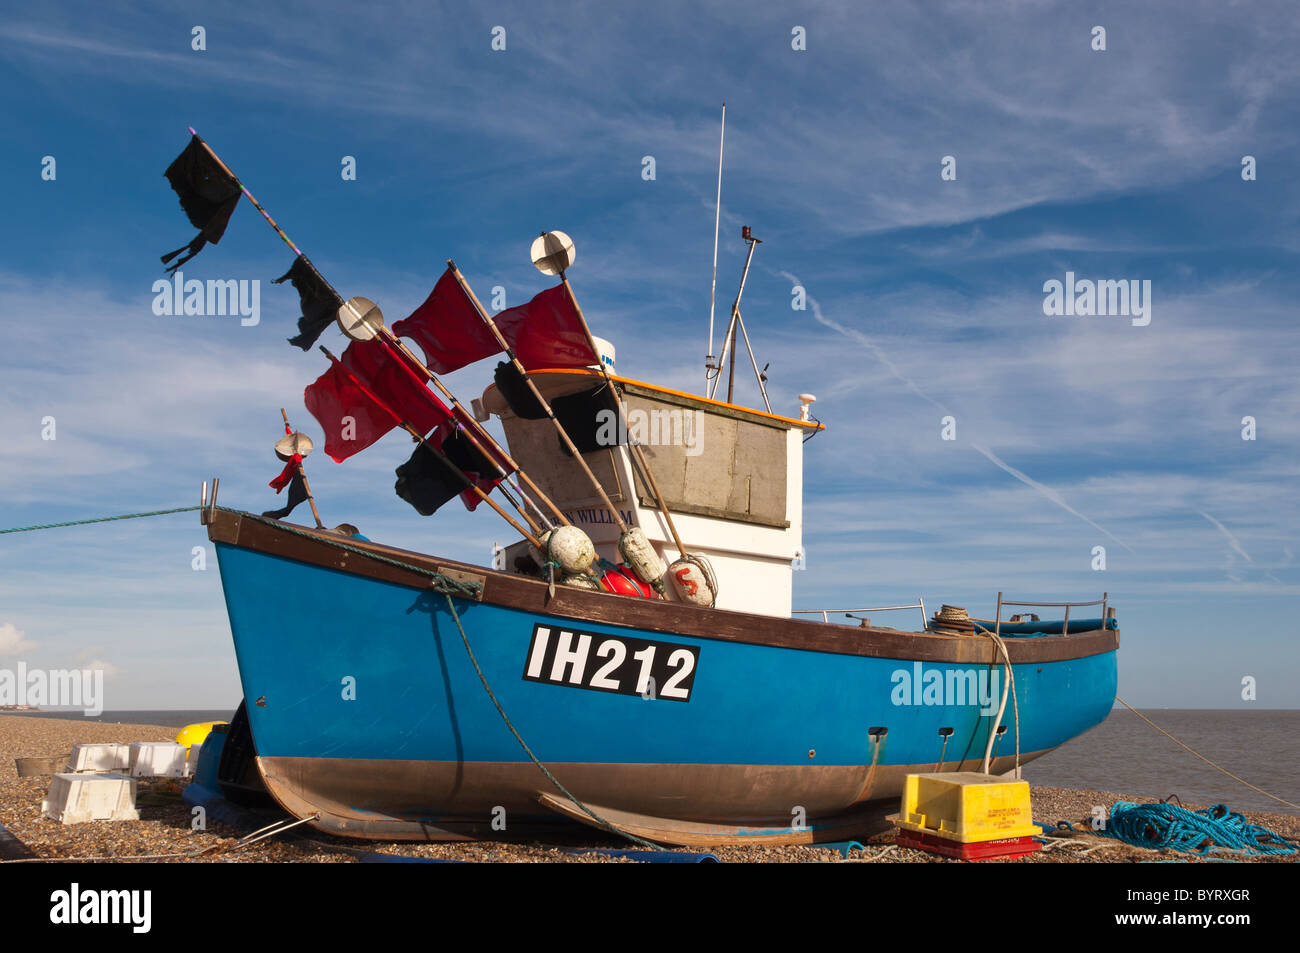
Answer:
[128,742,190,778]
[15,756,70,778]
[68,743,130,773]
[42,773,140,824]
[186,743,204,776]
[897,828,1041,861]
[899,772,1041,844]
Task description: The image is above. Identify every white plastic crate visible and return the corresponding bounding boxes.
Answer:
[67,743,130,773]
[42,773,139,824]
[128,742,189,778]
[185,743,204,777]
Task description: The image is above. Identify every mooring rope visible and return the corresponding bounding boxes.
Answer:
[971,621,1020,776]
[234,509,484,598]
[0,506,203,535]
[1057,801,1298,856]
[1114,697,1300,811]
[439,590,663,850]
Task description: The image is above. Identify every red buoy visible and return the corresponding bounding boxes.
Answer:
[599,565,654,598]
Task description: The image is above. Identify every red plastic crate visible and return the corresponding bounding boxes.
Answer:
[896,827,1041,861]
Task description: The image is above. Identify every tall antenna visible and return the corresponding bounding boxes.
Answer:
[705,104,725,393]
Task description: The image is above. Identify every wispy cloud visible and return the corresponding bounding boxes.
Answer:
[1198,510,1253,564]
[779,271,951,415]
[969,443,1134,552]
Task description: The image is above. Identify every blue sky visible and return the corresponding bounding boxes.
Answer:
[1,1,1297,709]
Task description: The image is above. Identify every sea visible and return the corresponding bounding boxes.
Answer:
[5,707,1296,816]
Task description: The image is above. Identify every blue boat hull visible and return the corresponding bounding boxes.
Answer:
[209,510,1118,843]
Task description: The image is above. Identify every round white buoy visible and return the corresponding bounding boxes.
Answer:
[618,528,665,590]
[667,555,718,607]
[561,572,602,591]
[548,526,596,574]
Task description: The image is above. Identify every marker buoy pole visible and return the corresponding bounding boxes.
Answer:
[185,129,559,537]
[557,273,688,560]
[279,408,324,528]
[448,261,628,536]
[320,347,541,548]
[334,294,557,537]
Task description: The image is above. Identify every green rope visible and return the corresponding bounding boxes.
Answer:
[238,509,659,846]
[233,509,483,599]
[0,506,203,535]
[439,590,663,851]
[3,503,654,849]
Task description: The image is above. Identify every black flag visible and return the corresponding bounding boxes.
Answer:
[160,136,241,273]
[395,441,471,516]
[493,362,546,419]
[394,431,496,516]
[553,383,622,455]
[262,472,308,520]
[276,256,343,351]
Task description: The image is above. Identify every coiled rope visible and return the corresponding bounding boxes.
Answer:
[1057,801,1298,856]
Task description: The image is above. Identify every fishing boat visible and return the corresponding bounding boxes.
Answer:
[166,129,1118,846]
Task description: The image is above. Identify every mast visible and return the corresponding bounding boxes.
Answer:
[705,104,725,394]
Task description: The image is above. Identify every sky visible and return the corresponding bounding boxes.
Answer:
[0,1,1297,710]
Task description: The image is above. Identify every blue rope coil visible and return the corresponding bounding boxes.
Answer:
[1059,801,1299,856]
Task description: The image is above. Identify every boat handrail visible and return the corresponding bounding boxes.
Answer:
[991,592,1110,637]
[793,597,928,631]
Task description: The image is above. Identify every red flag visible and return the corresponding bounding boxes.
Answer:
[392,267,500,374]
[495,285,599,371]
[269,454,302,491]
[341,337,450,437]
[304,357,401,462]
[393,269,599,375]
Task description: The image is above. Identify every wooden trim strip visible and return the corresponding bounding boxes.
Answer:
[209,509,1117,665]
[497,367,825,431]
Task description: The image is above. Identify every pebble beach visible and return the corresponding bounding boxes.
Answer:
[3,715,1296,864]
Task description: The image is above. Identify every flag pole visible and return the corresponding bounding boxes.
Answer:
[357,317,553,533]
[447,261,631,536]
[706,103,725,394]
[187,127,303,258]
[279,408,325,528]
[184,129,561,533]
[321,348,542,547]
[556,273,692,563]
[371,324,567,530]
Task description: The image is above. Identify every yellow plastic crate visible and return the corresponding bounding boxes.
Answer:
[898,772,1041,844]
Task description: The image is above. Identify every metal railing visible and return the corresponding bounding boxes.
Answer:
[793,597,928,631]
[989,592,1109,637]
[795,592,1114,638]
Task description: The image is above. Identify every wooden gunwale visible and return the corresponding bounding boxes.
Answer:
[207,508,1118,665]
